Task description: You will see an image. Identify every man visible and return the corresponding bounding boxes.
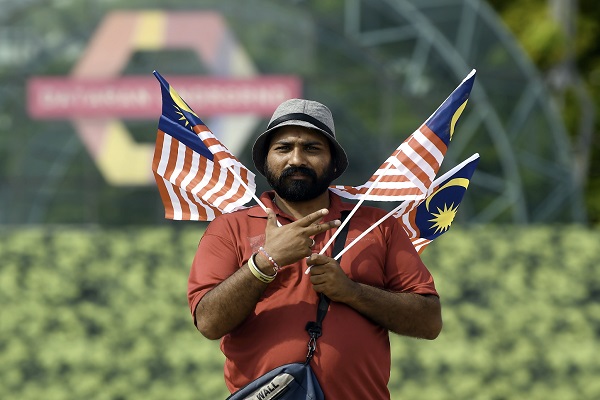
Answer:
[188,99,442,399]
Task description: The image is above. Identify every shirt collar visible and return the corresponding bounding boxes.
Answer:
[247,189,354,222]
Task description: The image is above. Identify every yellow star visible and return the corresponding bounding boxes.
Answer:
[428,203,458,234]
[174,105,192,129]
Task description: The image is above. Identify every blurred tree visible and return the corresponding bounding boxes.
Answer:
[487,0,600,224]
[0,0,593,225]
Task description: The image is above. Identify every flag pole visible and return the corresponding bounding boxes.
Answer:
[333,201,413,260]
[227,166,282,227]
[319,166,392,252]
[318,159,411,256]
[331,152,480,260]
[227,166,268,212]
[304,162,404,274]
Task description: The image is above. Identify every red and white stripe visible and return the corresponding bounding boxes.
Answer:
[152,130,255,221]
[396,124,446,193]
[397,200,429,253]
[411,238,432,254]
[331,123,446,201]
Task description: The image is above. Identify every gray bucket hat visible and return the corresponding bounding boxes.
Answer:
[252,98,349,180]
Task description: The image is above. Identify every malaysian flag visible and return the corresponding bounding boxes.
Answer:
[398,153,480,254]
[152,71,256,221]
[332,154,480,261]
[330,69,476,201]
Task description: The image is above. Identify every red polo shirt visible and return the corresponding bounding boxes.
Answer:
[188,191,438,399]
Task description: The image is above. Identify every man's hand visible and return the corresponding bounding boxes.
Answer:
[261,208,340,268]
[307,253,442,339]
[307,253,358,303]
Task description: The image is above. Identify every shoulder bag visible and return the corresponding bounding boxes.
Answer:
[226,211,350,400]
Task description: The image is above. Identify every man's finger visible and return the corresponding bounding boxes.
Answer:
[309,219,341,236]
[265,208,278,228]
[306,252,340,274]
[296,208,329,227]
[308,266,326,277]
[307,254,334,268]
[309,274,327,285]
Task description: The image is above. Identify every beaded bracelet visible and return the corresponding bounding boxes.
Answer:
[258,246,281,273]
[247,253,276,284]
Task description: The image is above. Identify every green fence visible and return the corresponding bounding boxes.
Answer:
[1,226,599,399]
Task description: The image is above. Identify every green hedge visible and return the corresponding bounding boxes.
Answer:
[1,226,599,399]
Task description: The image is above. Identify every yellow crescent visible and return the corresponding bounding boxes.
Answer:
[169,87,199,117]
[425,178,470,211]
[450,99,468,140]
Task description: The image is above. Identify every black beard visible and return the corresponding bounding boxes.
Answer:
[265,164,336,202]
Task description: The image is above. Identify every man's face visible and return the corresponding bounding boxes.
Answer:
[264,126,336,202]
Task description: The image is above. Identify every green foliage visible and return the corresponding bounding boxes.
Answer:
[488,0,600,225]
[0,226,228,400]
[1,225,599,399]
[498,2,567,69]
[390,225,600,399]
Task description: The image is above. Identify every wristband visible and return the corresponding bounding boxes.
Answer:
[258,246,281,273]
[248,253,276,284]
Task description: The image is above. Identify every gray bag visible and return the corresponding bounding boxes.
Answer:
[225,362,323,400]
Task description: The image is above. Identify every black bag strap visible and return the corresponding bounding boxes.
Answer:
[305,210,351,364]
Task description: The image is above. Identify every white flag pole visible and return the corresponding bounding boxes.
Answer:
[318,162,397,255]
[227,166,267,212]
[227,166,282,227]
[331,153,480,260]
[333,201,413,260]
[316,119,440,257]
[304,162,415,274]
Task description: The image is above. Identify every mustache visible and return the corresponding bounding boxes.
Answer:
[279,166,317,180]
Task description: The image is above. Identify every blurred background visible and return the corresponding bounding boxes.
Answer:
[1,0,598,398]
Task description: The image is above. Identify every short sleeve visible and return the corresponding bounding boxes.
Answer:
[383,218,438,296]
[187,216,243,322]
